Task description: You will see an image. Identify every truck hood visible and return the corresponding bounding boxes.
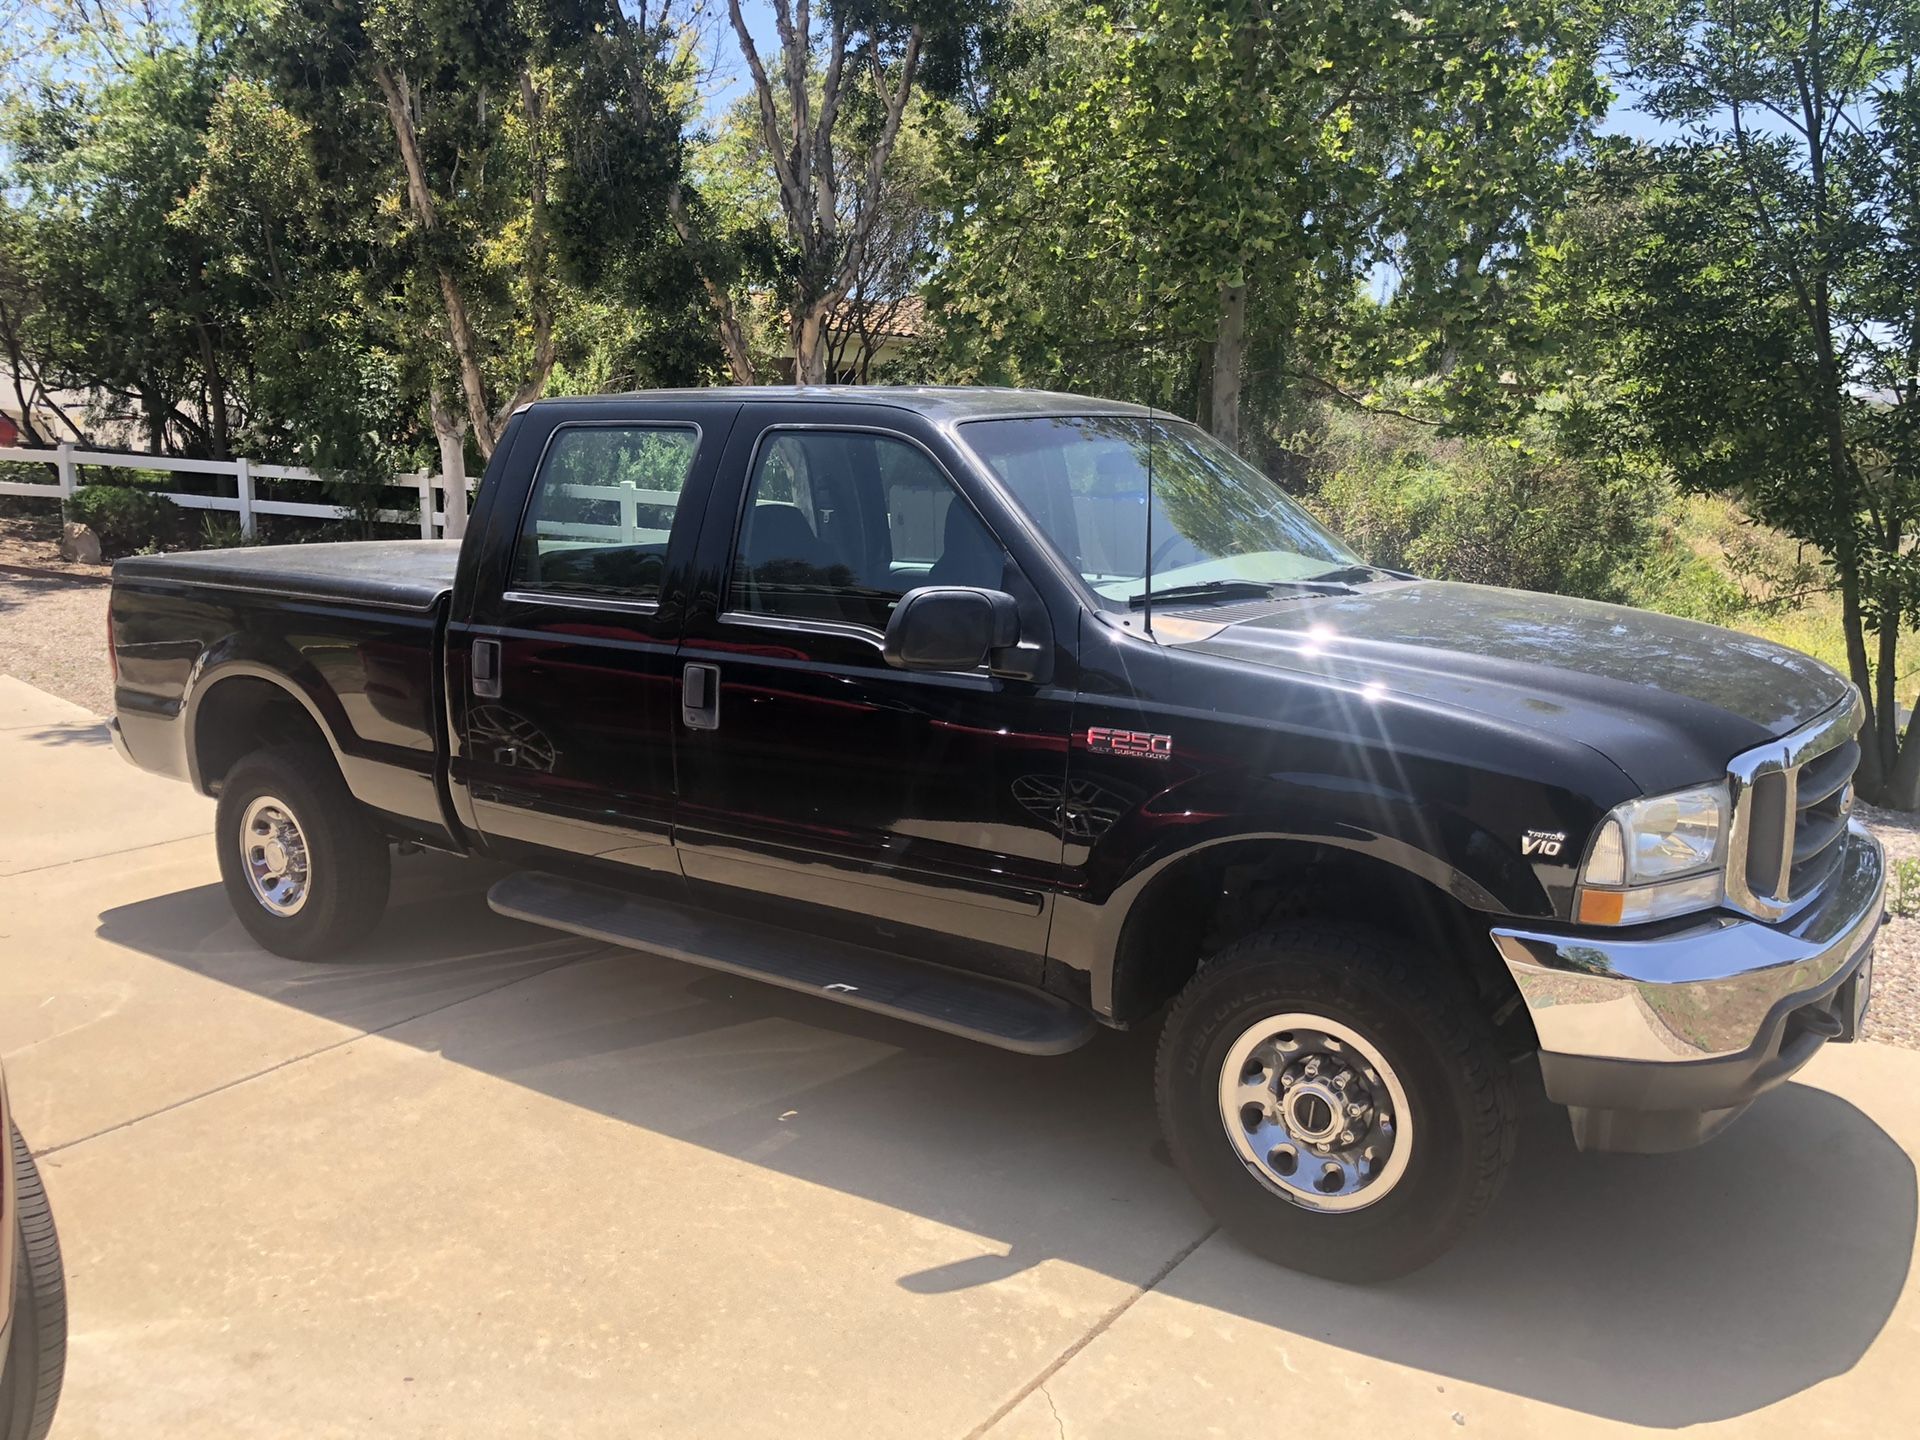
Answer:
[1177,580,1853,794]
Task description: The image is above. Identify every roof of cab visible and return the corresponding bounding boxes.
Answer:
[520,385,1160,423]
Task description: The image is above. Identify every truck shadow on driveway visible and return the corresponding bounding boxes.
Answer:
[98,854,1916,1429]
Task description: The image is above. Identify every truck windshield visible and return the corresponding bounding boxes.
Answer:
[957,415,1359,607]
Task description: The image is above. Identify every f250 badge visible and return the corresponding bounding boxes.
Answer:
[1086,726,1173,761]
[1521,829,1567,857]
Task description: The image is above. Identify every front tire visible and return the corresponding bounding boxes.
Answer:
[2,1126,66,1440]
[215,745,392,960]
[1155,922,1516,1282]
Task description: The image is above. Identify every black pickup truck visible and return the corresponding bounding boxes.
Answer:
[108,386,1884,1280]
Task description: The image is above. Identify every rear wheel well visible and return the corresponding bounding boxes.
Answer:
[1110,841,1532,1047]
[192,677,332,795]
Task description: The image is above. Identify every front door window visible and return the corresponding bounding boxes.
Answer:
[729,430,1006,632]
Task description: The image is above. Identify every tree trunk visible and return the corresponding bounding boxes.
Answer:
[1838,562,1885,797]
[430,385,470,540]
[792,307,829,385]
[1887,705,1920,810]
[487,67,559,434]
[374,62,498,456]
[194,319,231,460]
[1192,340,1213,431]
[140,381,167,454]
[712,293,755,383]
[666,188,756,384]
[1209,278,1247,449]
[1879,570,1902,776]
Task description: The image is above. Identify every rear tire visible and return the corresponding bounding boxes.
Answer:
[2,1125,66,1440]
[1154,921,1516,1282]
[216,745,391,960]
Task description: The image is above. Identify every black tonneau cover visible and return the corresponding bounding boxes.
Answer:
[112,540,461,613]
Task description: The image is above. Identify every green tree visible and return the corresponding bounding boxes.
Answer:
[935,0,1602,449]
[704,0,1000,383]
[0,1,404,472]
[265,0,695,531]
[1585,0,1920,802]
[677,76,952,383]
[3,6,260,455]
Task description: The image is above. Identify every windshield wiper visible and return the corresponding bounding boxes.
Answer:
[1127,579,1352,608]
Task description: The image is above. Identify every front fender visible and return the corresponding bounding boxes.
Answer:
[1049,626,1638,1019]
[1049,792,1563,1019]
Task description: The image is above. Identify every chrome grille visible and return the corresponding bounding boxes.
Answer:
[1724,693,1865,921]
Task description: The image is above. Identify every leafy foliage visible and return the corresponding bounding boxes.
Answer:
[932,0,1603,445]
[64,483,186,557]
[1557,0,1920,801]
[1306,408,1667,601]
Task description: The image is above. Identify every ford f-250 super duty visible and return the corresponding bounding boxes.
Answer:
[106,387,1883,1280]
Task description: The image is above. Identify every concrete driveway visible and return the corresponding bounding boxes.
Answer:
[2,673,1917,1438]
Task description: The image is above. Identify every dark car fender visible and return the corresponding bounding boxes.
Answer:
[180,633,454,843]
[181,642,352,792]
[1044,740,1618,1021]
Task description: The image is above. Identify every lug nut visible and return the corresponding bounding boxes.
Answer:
[1339,1130,1355,1145]
[1347,1102,1364,1117]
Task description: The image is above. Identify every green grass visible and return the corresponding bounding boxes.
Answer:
[1630,493,1915,686]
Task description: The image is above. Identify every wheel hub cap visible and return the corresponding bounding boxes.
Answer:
[240,795,311,918]
[1218,1013,1413,1213]
[1282,1082,1343,1143]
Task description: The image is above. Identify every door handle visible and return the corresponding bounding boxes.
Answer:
[472,638,502,700]
[682,662,720,730]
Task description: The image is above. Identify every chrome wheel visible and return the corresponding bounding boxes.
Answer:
[1218,1013,1413,1212]
[239,794,311,917]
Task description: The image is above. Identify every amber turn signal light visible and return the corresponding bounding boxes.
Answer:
[1576,890,1627,926]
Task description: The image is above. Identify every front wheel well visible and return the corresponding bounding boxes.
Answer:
[191,676,333,795]
[1109,841,1532,1046]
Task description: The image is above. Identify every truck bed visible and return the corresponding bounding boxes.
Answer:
[112,540,462,613]
[109,540,461,842]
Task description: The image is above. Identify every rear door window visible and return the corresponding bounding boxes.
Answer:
[510,425,700,600]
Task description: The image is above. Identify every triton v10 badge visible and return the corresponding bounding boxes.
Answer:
[1521,829,1567,857]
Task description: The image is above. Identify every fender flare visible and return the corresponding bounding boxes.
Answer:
[181,646,349,795]
[1056,816,1540,1020]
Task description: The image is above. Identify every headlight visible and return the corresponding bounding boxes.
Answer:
[1575,784,1728,925]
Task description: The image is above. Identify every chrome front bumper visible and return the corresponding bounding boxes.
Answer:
[1490,823,1884,1150]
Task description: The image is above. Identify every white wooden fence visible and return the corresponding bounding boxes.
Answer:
[533,486,679,545]
[0,442,474,540]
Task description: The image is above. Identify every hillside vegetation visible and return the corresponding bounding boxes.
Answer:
[1302,407,1908,688]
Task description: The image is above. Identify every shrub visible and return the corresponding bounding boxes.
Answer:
[64,484,187,558]
[1890,856,1920,918]
[1616,518,1750,626]
[1302,409,1670,604]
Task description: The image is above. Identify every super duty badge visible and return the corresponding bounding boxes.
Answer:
[1086,727,1173,761]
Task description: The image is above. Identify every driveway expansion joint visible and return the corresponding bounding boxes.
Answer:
[30,947,603,1161]
[1,830,212,881]
[961,1224,1218,1440]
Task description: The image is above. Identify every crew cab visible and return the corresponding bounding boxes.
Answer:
[106,387,1884,1280]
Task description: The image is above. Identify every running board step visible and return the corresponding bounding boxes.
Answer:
[488,871,1097,1056]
